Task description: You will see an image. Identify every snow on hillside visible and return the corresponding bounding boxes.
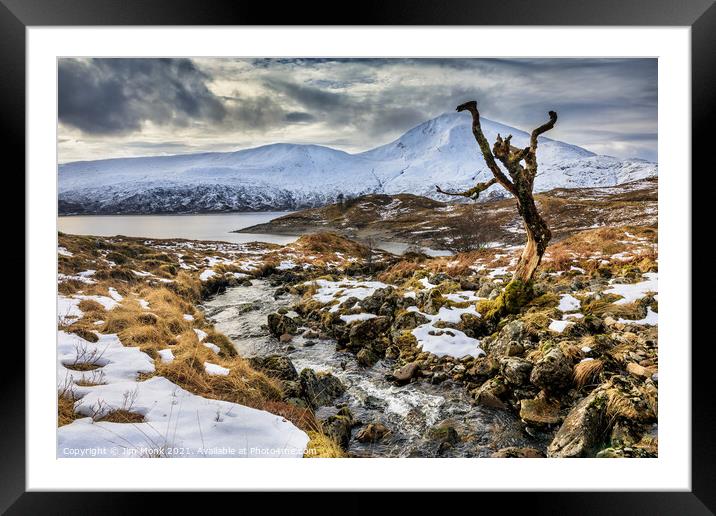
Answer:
[59,112,657,214]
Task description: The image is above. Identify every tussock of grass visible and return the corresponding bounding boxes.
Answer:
[292,232,369,258]
[305,431,346,458]
[58,392,80,427]
[574,359,604,389]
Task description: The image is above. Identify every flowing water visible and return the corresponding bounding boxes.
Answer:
[203,280,538,457]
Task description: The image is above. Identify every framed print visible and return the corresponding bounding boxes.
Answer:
[8,0,715,511]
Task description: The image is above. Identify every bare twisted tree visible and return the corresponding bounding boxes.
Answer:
[437,100,557,316]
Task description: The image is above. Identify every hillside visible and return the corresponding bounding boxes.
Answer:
[237,177,657,250]
[58,113,657,215]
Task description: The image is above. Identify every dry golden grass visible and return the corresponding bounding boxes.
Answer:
[96,409,145,424]
[606,388,640,421]
[291,232,369,258]
[304,431,346,458]
[58,392,80,427]
[574,359,604,389]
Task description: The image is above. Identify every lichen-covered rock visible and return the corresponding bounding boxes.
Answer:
[391,309,429,336]
[500,357,533,386]
[248,354,298,381]
[359,287,397,315]
[356,348,379,367]
[267,312,298,337]
[530,348,573,392]
[547,389,608,457]
[299,368,346,408]
[321,407,354,449]
[348,315,390,351]
[466,356,500,382]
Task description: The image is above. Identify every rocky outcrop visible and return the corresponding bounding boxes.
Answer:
[267,313,298,337]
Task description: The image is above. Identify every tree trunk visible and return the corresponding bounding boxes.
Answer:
[512,193,551,283]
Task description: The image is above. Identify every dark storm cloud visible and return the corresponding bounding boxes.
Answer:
[59,57,658,162]
[58,58,226,134]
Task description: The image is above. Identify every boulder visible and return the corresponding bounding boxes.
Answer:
[359,287,397,315]
[355,422,391,443]
[472,377,508,409]
[392,362,419,384]
[391,310,429,335]
[321,407,354,449]
[530,348,573,392]
[348,316,391,350]
[500,357,533,386]
[248,355,298,381]
[519,392,561,426]
[299,368,346,408]
[279,333,293,344]
[547,390,608,457]
[267,313,298,337]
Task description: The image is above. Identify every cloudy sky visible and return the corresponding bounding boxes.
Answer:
[58,58,657,163]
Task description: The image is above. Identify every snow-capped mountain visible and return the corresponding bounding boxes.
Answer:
[58,112,657,214]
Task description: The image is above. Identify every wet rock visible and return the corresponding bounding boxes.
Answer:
[356,348,379,367]
[547,389,608,457]
[303,330,319,339]
[279,333,293,344]
[355,422,391,443]
[491,447,545,458]
[500,357,533,386]
[430,371,448,384]
[267,313,298,337]
[519,392,561,426]
[299,368,346,408]
[321,407,354,449]
[248,355,298,381]
[392,362,419,384]
[530,348,573,392]
[303,340,316,347]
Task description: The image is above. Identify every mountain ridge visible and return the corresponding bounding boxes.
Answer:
[59,112,657,215]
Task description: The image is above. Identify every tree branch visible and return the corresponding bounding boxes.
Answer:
[456,101,516,195]
[530,111,558,152]
[435,178,498,199]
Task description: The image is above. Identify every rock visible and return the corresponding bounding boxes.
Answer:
[279,333,293,344]
[359,287,397,314]
[466,356,499,381]
[428,423,459,446]
[491,447,545,458]
[299,368,346,408]
[392,362,419,384]
[356,348,379,367]
[303,330,319,339]
[248,355,298,381]
[626,362,652,378]
[267,313,298,337]
[519,392,561,426]
[547,389,608,457]
[303,340,316,347]
[321,408,354,449]
[430,371,448,384]
[500,357,533,386]
[391,310,429,334]
[355,422,391,443]
[472,377,508,409]
[348,316,390,351]
[530,348,573,392]
[485,321,528,356]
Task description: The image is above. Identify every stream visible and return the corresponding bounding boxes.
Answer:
[202,280,540,457]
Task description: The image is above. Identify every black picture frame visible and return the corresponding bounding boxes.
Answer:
[7,0,715,512]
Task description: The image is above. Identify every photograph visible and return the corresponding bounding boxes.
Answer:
[55,57,660,460]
